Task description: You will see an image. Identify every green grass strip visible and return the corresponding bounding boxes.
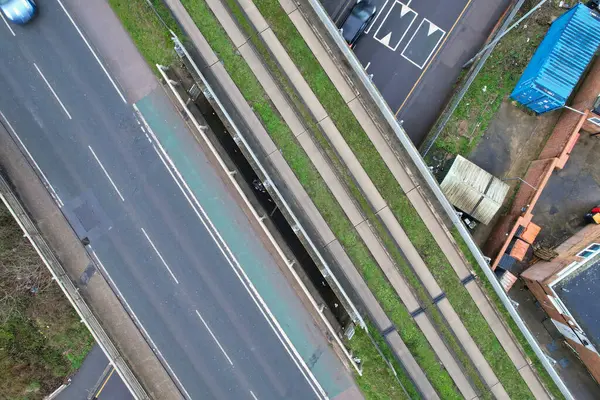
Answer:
[108,0,182,69]
[176,0,465,397]
[248,0,536,397]
[107,0,429,398]
[218,0,494,395]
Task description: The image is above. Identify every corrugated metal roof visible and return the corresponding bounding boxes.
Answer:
[440,156,509,225]
[511,4,600,113]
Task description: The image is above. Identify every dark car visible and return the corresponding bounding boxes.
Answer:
[340,1,376,48]
[0,0,37,24]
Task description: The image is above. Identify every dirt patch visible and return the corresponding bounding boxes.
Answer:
[0,204,93,399]
[465,100,559,245]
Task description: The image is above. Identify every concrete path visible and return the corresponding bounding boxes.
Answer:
[286,0,551,398]
[162,0,442,398]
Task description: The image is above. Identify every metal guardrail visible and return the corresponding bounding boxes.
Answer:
[300,1,575,398]
[168,33,366,332]
[159,35,366,375]
[0,175,149,400]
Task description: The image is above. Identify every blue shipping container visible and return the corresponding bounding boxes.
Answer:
[511,4,600,114]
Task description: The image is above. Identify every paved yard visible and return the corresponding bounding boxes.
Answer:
[323,0,511,145]
[533,133,600,248]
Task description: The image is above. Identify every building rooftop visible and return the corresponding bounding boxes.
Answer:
[555,254,600,351]
[440,155,509,225]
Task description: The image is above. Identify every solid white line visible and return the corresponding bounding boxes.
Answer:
[33,63,72,120]
[89,248,192,400]
[250,390,258,400]
[0,12,15,36]
[0,111,64,207]
[54,0,127,104]
[141,228,179,284]
[136,105,326,399]
[87,145,125,202]
[400,18,446,69]
[195,310,234,366]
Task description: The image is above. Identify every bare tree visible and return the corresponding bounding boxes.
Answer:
[0,214,52,323]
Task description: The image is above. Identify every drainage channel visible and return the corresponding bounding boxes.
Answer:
[171,66,352,331]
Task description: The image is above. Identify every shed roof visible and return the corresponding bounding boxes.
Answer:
[440,156,509,225]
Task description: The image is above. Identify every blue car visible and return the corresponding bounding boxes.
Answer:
[0,0,37,24]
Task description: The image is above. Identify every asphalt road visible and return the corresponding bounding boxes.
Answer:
[56,345,133,400]
[327,0,511,145]
[0,1,354,399]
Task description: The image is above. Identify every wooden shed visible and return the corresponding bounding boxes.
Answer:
[440,155,509,225]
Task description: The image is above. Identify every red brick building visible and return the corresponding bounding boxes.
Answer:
[522,224,600,383]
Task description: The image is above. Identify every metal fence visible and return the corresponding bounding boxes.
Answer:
[299,0,574,397]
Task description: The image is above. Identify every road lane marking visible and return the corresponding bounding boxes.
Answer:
[54,0,127,104]
[33,63,72,120]
[95,367,115,398]
[401,18,445,69]
[250,390,258,400]
[372,1,417,51]
[395,0,474,115]
[365,0,388,34]
[141,228,179,284]
[365,61,371,71]
[0,111,64,207]
[87,145,125,202]
[195,310,234,366]
[135,104,326,399]
[89,249,192,400]
[0,12,15,36]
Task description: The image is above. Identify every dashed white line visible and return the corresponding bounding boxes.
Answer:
[89,248,192,400]
[33,63,72,120]
[87,145,125,202]
[195,310,233,366]
[0,111,64,207]
[140,228,179,284]
[250,390,258,400]
[365,61,371,71]
[55,0,127,104]
[135,104,326,399]
[0,12,15,36]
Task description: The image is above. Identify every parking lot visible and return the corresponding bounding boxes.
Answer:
[323,0,511,145]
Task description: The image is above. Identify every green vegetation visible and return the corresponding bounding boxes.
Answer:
[245,0,537,396]
[108,0,555,398]
[107,0,182,68]
[0,205,93,399]
[106,0,423,397]
[177,0,459,396]
[429,4,563,158]
[350,324,419,399]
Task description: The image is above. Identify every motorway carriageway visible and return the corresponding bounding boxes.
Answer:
[0,1,356,399]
